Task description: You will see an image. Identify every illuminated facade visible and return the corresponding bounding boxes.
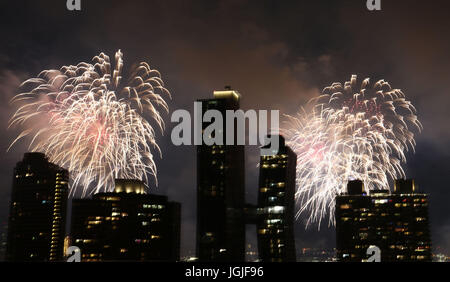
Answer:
[71,179,180,261]
[6,152,68,261]
[257,135,297,262]
[336,179,432,262]
[196,88,246,261]
[0,224,6,261]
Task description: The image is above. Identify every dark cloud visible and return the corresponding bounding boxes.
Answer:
[0,0,450,257]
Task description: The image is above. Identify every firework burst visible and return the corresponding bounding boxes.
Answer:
[283,75,422,227]
[9,50,170,197]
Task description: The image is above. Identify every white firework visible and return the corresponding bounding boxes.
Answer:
[9,50,170,197]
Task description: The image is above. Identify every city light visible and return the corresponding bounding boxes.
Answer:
[8,50,170,197]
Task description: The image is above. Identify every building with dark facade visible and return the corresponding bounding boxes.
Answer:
[257,135,297,262]
[6,152,68,261]
[71,179,180,262]
[335,179,432,262]
[196,88,246,261]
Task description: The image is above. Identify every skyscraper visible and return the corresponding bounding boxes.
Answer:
[257,135,297,262]
[196,88,245,261]
[335,179,432,262]
[6,152,68,261]
[71,179,181,261]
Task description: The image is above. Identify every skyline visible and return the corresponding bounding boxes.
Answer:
[2,149,435,262]
[1,0,450,258]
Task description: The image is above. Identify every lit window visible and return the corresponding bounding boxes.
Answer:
[374,199,388,204]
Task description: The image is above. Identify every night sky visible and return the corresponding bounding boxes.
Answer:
[1,0,450,258]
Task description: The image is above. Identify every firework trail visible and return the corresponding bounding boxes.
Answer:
[283,75,422,227]
[9,50,170,197]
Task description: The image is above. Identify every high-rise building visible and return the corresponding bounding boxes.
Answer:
[71,179,181,261]
[335,179,432,262]
[6,152,68,261]
[257,135,297,262]
[196,88,245,261]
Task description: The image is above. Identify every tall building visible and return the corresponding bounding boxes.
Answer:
[6,152,68,261]
[335,179,432,262]
[196,88,246,261]
[71,179,181,261]
[257,135,297,262]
